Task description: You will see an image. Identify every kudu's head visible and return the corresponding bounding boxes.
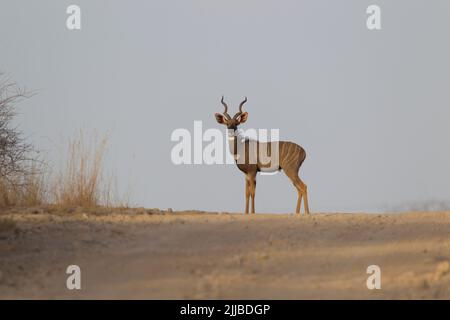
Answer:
[215,96,248,131]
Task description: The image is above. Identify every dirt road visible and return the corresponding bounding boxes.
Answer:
[0,208,449,299]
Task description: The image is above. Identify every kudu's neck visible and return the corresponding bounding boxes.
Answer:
[227,128,253,164]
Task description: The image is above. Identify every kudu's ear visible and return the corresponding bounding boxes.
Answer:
[237,112,248,123]
[215,113,227,124]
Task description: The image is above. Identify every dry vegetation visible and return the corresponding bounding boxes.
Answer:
[0,74,121,210]
[0,167,45,207]
[51,131,116,207]
[18,132,119,208]
[0,74,42,207]
[0,129,119,209]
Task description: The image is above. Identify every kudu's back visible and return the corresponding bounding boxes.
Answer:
[238,139,306,173]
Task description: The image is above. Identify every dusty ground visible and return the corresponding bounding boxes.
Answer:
[0,207,449,299]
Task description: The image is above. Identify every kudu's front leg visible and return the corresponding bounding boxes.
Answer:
[245,178,250,214]
[246,172,257,214]
[250,178,256,214]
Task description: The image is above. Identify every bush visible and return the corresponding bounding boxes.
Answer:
[0,73,44,206]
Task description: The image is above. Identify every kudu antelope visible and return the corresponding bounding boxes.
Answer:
[215,96,310,215]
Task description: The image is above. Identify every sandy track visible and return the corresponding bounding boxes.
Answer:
[0,208,449,299]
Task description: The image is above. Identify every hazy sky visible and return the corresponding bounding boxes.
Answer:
[2,0,450,213]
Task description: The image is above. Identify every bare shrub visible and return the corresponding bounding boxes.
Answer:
[0,163,47,207]
[0,73,45,207]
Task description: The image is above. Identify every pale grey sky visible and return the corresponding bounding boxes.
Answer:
[1,0,450,212]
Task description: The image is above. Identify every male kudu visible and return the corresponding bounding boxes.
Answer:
[215,96,310,214]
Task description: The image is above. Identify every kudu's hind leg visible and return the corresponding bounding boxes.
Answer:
[295,185,303,214]
[285,170,309,214]
[298,178,310,214]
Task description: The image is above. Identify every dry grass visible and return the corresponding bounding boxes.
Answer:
[0,163,46,207]
[51,131,115,208]
[0,130,125,210]
[18,163,47,207]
